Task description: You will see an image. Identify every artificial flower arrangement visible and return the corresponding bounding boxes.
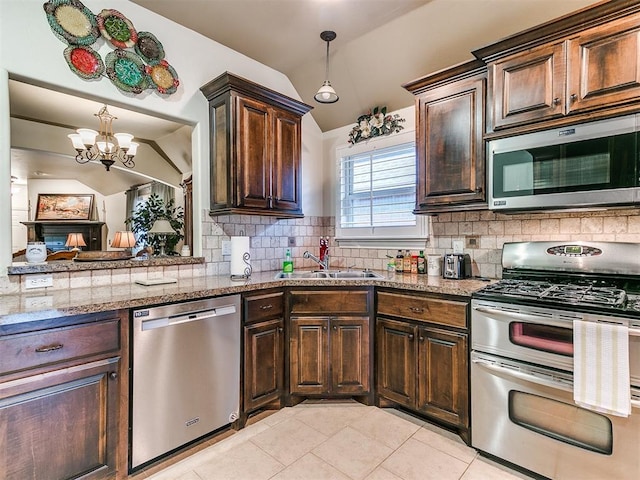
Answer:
[348,106,405,145]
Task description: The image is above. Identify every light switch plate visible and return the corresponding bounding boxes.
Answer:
[221,240,231,256]
[25,274,53,289]
[452,240,464,254]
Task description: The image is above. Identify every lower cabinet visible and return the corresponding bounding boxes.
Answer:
[289,316,370,396]
[0,311,126,480]
[242,291,285,417]
[288,288,373,400]
[376,291,469,442]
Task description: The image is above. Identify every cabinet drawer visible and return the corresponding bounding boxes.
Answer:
[377,292,467,329]
[0,319,120,376]
[244,292,284,322]
[289,290,369,315]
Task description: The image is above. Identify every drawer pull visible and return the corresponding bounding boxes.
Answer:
[408,307,424,314]
[259,304,273,310]
[109,372,118,380]
[35,343,63,353]
[408,334,414,340]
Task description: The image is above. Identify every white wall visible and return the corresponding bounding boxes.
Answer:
[0,0,323,275]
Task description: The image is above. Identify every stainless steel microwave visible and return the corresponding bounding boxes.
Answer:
[488,114,640,211]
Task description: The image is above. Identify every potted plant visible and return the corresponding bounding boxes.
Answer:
[126,193,184,255]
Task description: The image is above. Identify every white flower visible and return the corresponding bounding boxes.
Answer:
[360,124,371,138]
[370,113,384,129]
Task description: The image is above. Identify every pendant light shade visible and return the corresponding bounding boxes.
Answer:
[315,31,338,104]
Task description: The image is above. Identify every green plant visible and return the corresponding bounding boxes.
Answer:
[126,193,184,255]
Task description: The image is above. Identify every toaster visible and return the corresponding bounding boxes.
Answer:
[443,253,471,279]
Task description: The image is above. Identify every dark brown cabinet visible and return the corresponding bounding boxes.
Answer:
[242,291,284,416]
[288,288,372,399]
[404,60,486,213]
[476,4,640,132]
[201,72,312,218]
[376,290,469,442]
[0,311,126,480]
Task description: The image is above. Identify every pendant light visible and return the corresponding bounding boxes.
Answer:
[314,30,338,104]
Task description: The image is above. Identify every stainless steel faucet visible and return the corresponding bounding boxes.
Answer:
[303,250,330,270]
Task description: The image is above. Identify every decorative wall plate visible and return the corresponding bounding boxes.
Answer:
[105,50,149,94]
[146,60,180,95]
[135,31,165,65]
[43,0,99,46]
[63,45,105,79]
[97,9,138,49]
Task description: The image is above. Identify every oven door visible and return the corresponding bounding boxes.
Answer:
[471,351,640,480]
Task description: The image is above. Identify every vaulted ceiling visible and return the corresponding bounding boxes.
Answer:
[132,0,600,132]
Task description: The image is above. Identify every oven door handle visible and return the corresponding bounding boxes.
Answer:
[471,357,574,393]
[473,305,574,323]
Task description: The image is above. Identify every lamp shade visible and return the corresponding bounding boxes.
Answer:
[65,232,86,251]
[112,231,137,249]
[149,219,174,234]
[314,80,339,103]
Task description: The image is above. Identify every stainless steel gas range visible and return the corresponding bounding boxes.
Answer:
[471,241,640,480]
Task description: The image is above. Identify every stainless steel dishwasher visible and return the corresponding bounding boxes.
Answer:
[130,295,241,470]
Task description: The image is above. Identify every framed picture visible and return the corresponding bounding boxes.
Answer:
[35,194,94,221]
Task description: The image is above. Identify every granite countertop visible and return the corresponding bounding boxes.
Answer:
[0,270,493,326]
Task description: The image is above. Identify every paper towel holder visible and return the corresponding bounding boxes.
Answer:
[230,251,252,281]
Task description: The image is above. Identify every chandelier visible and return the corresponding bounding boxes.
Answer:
[68,105,139,171]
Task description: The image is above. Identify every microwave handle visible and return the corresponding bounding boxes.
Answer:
[471,356,573,393]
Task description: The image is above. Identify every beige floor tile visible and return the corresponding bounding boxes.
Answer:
[461,458,534,480]
[260,406,301,427]
[412,426,477,464]
[363,467,404,480]
[250,417,328,465]
[295,405,371,436]
[380,408,425,428]
[381,438,468,480]
[193,442,284,480]
[349,408,422,450]
[313,426,394,480]
[271,453,351,480]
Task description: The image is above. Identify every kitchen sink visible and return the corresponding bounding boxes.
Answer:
[274,270,383,280]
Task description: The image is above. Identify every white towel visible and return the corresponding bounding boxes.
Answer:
[573,320,631,417]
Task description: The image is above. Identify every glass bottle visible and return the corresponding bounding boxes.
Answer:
[417,250,426,274]
[403,250,411,273]
[283,249,293,273]
[395,250,404,273]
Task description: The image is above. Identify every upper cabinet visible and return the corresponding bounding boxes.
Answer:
[403,60,487,214]
[474,2,640,133]
[201,72,312,218]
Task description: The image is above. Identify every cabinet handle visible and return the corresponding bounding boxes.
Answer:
[475,186,483,193]
[553,97,561,105]
[408,334,414,340]
[260,304,273,310]
[333,325,337,331]
[278,327,284,333]
[323,326,327,330]
[409,307,424,314]
[35,343,63,353]
[570,93,578,102]
[109,372,118,380]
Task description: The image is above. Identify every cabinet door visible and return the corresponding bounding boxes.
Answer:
[376,318,416,409]
[416,75,485,208]
[0,357,119,480]
[236,96,271,210]
[567,15,640,113]
[290,317,329,395]
[491,42,565,129]
[330,317,369,395]
[244,318,284,412]
[272,108,302,214]
[416,327,468,428]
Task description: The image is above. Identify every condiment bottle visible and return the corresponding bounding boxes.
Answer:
[403,250,411,272]
[417,250,426,274]
[395,250,404,273]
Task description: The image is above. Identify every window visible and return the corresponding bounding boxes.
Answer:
[336,131,426,247]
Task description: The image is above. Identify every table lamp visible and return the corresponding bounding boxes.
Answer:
[148,219,174,256]
[111,231,137,255]
[65,232,86,252]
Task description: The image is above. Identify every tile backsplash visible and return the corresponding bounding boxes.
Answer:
[5,207,640,295]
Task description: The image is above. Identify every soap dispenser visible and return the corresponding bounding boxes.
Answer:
[283,249,294,273]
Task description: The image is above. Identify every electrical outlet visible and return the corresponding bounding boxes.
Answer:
[452,240,464,254]
[25,296,53,309]
[25,274,53,290]
[465,235,480,249]
[288,236,296,247]
[221,240,231,256]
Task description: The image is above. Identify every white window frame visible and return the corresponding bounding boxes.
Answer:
[335,130,427,248]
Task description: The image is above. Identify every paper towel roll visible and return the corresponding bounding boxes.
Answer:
[230,236,251,276]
